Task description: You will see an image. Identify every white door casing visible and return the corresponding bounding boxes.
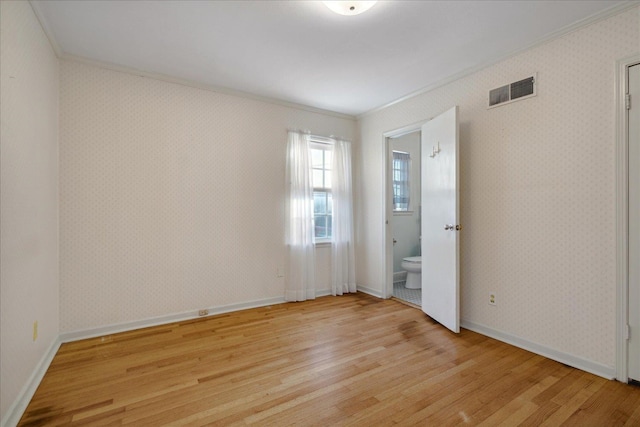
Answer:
[421,106,460,333]
[629,63,640,382]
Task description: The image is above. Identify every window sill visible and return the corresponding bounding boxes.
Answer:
[393,211,414,216]
[315,240,332,247]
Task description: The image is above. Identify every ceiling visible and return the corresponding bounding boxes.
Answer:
[32,0,627,116]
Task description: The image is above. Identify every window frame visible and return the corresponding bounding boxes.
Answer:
[310,139,333,243]
[392,150,411,213]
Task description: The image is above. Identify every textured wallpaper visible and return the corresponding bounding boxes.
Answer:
[356,6,639,368]
[0,1,59,420]
[59,60,355,332]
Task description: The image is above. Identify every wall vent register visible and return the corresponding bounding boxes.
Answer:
[488,74,536,108]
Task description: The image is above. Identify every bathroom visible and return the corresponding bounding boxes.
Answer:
[391,131,422,306]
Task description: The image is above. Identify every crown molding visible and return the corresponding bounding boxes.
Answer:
[29,1,62,58]
[27,0,637,121]
[358,1,640,119]
[29,0,355,121]
[60,53,356,121]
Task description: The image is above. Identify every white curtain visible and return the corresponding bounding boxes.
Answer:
[285,131,316,301]
[331,139,356,295]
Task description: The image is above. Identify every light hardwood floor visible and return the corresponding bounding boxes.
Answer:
[19,293,640,426]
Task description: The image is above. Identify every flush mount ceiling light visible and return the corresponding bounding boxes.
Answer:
[323,1,377,16]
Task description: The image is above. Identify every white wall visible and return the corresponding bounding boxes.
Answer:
[391,132,421,274]
[59,60,356,333]
[0,1,60,422]
[356,6,639,371]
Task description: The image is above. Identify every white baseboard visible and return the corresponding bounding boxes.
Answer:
[5,296,287,426]
[60,296,286,343]
[393,271,408,282]
[356,284,384,298]
[1,337,61,427]
[60,290,378,343]
[461,319,616,380]
[6,298,616,427]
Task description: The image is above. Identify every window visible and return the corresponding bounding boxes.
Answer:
[392,151,410,211]
[285,131,355,298]
[311,144,332,240]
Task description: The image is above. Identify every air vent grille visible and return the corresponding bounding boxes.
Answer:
[510,77,535,100]
[489,74,536,108]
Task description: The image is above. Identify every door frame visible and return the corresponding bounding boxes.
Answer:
[383,120,429,299]
[616,54,640,383]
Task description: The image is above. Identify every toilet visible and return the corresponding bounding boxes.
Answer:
[401,256,422,289]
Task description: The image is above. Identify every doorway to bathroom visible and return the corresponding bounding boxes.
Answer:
[388,131,422,307]
[383,106,460,333]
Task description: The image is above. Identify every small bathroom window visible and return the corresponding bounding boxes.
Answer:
[392,151,410,212]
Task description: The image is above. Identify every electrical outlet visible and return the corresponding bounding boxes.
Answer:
[276,267,285,278]
[198,309,209,316]
[489,293,496,306]
[33,321,38,341]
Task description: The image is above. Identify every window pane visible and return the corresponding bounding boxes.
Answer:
[313,169,324,188]
[325,171,331,189]
[315,215,327,238]
[326,215,332,238]
[311,149,323,168]
[314,192,327,214]
[325,150,332,169]
[327,193,333,214]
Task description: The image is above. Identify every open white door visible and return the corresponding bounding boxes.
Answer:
[421,106,460,333]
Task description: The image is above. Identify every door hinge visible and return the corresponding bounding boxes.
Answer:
[625,324,631,340]
[626,93,631,110]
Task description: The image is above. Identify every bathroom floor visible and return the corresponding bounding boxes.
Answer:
[392,281,421,307]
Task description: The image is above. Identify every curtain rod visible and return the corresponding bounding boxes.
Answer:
[287,129,351,144]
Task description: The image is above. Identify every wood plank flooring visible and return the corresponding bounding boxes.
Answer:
[19,293,640,426]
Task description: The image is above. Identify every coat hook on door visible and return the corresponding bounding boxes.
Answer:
[429,141,441,158]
